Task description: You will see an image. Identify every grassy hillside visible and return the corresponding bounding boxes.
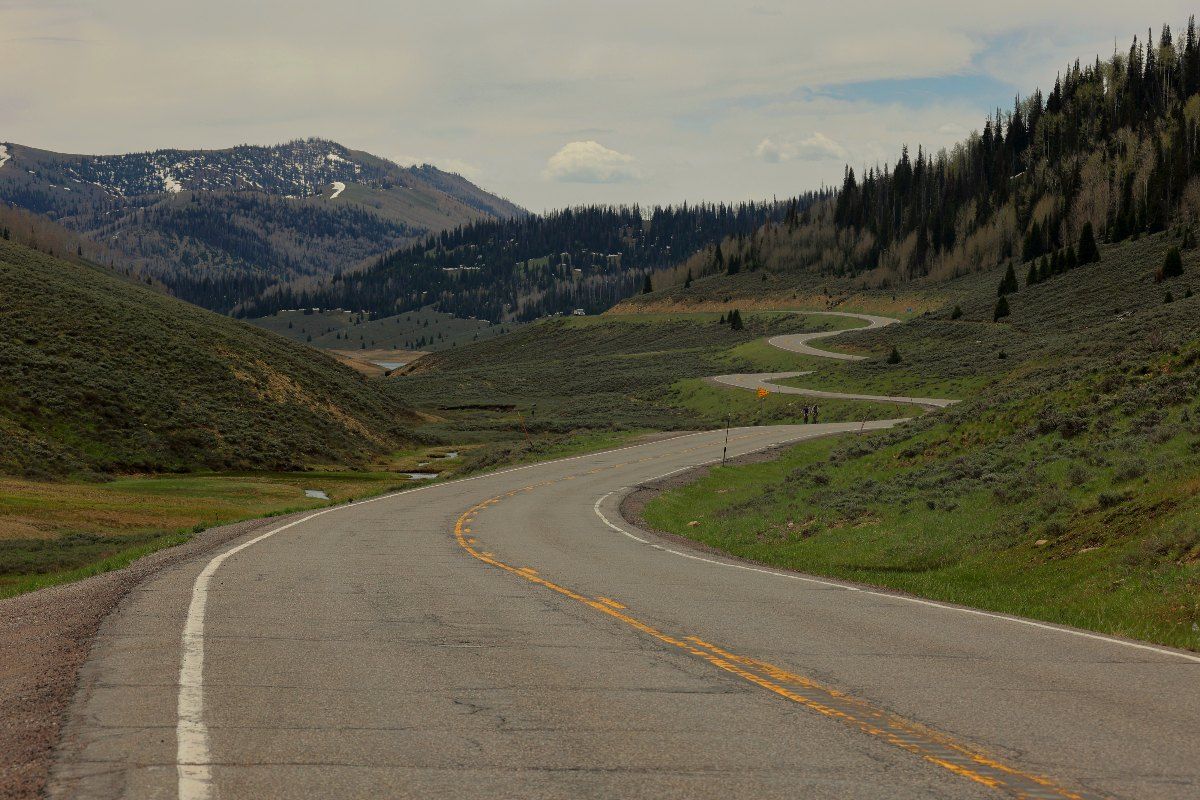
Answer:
[0,239,418,478]
[642,232,1200,650]
[250,307,517,353]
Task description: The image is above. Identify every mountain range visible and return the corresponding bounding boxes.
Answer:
[0,138,524,312]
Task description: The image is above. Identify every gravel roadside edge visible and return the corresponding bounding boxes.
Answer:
[0,508,320,800]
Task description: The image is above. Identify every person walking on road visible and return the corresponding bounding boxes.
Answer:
[802,405,810,424]
[813,404,820,423]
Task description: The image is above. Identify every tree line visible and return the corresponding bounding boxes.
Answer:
[237,199,824,321]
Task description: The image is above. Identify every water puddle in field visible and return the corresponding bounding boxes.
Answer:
[402,472,438,481]
[372,361,407,370]
[304,489,330,499]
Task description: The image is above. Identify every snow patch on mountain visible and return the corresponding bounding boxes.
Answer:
[329,181,346,200]
[0,145,10,169]
[157,167,183,193]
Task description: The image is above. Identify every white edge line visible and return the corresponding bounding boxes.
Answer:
[591,468,1200,667]
[174,427,725,799]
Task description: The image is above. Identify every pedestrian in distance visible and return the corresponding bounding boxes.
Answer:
[802,405,810,424]
[813,404,820,423]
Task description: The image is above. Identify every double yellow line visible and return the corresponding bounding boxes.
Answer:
[452,461,1104,800]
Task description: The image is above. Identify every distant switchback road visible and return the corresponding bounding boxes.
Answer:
[47,314,1198,800]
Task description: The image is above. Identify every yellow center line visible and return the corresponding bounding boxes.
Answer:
[450,447,1105,800]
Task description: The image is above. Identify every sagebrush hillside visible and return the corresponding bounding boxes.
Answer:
[644,231,1200,649]
[0,239,418,477]
[250,306,516,353]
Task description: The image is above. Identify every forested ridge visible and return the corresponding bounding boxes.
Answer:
[239,197,826,322]
[671,18,1200,290]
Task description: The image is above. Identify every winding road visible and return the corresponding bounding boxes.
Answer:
[47,313,1199,799]
[710,311,955,408]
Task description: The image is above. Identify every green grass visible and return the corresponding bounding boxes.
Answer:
[641,232,1200,651]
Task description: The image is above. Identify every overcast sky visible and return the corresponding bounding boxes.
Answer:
[2,2,1195,210]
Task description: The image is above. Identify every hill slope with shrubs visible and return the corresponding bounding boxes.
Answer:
[643,231,1200,649]
[0,239,418,478]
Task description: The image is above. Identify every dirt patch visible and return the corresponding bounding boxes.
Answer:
[0,508,318,800]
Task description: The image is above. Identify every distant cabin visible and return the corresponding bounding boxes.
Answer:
[572,308,586,316]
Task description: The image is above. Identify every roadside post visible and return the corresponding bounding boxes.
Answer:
[516,407,534,447]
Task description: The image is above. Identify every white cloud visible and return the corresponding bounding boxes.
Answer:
[755,132,848,163]
[543,140,639,183]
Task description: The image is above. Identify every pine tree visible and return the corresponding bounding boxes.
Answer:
[994,296,1011,321]
[729,309,744,330]
[1163,247,1184,278]
[1077,222,1101,264]
[886,346,902,364]
[1026,262,1039,286]
[1065,245,1078,270]
[684,269,693,288]
[1022,220,1042,262]
[950,305,963,320]
[727,255,740,276]
[642,274,653,294]
[1038,256,1051,282]
[719,314,726,324]
[998,263,1018,296]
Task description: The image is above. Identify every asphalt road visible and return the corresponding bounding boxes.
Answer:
[48,313,1198,799]
[49,424,1200,800]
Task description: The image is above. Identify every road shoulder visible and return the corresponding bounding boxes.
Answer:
[0,509,320,800]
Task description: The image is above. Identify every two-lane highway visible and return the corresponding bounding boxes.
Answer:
[49,423,1199,799]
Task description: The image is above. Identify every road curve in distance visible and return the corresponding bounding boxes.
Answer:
[713,310,955,408]
[766,311,898,361]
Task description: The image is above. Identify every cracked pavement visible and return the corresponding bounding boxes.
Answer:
[47,425,1200,799]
